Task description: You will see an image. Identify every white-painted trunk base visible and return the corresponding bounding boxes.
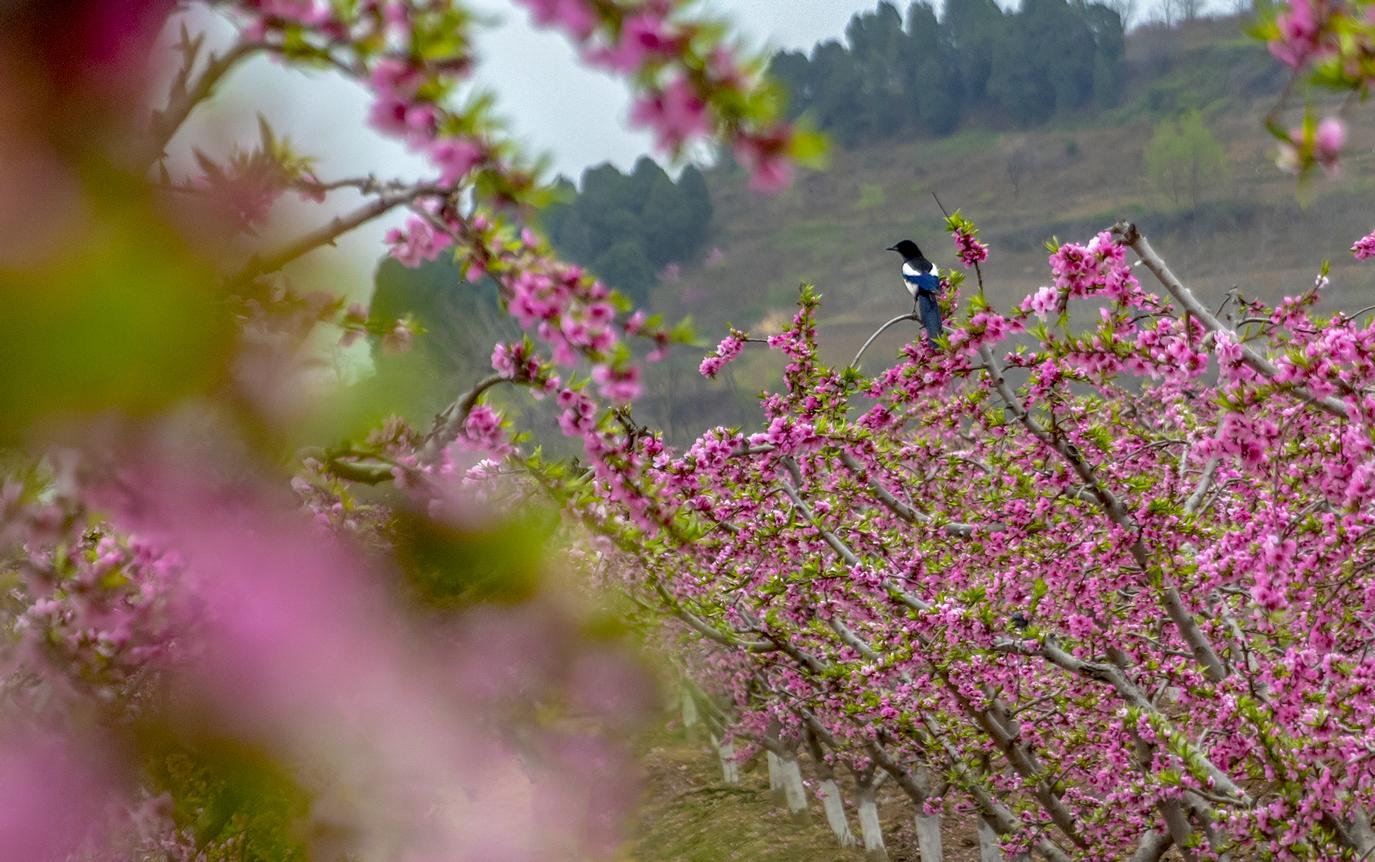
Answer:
[914,812,942,861]
[779,756,808,819]
[818,778,856,847]
[1354,807,1375,855]
[977,818,1002,862]
[680,689,699,732]
[713,736,739,785]
[977,817,1027,862]
[766,751,782,796]
[858,795,888,862]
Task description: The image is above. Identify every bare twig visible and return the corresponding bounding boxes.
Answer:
[226,189,439,287]
[850,313,919,370]
[148,37,261,166]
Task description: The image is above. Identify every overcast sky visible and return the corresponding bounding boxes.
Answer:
[466,0,1180,179]
[468,0,913,178]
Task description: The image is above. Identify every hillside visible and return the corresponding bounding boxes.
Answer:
[623,15,1375,440]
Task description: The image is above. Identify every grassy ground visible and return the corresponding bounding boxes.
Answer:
[620,724,1222,861]
[622,724,987,862]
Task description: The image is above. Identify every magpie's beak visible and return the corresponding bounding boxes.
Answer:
[885,244,899,252]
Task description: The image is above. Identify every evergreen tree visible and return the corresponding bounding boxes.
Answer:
[761,0,1124,142]
[986,26,1049,124]
[577,163,637,240]
[534,160,714,301]
[640,171,694,267]
[1022,0,1096,114]
[1085,3,1127,109]
[943,0,1005,104]
[810,40,867,145]
[592,240,657,306]
[905,1,962,133]
[845,2,907,138]
[768,50,814,119]
[628,156,671,214]
[676,165,714,252]
[540,177,578,247]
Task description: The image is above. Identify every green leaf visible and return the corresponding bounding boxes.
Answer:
[788,127,830,169]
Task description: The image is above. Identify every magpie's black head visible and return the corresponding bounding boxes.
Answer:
[887,240,923,261]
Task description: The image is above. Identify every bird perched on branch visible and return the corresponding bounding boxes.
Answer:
[887,239,942,342]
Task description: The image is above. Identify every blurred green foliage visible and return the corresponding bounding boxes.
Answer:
[0,180,231,442]
[388,503,560,608]
[148,737,310,861]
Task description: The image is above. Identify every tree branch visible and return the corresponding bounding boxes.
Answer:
[419,374,509,466]
[994,637,1250,805]
[851,313,920,370]
[147,37,261,166]
[226,189,438,287]
[838,450,990,536]
[1112,221,1348,419]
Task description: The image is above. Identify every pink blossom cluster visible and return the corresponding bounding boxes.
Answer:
[3,442,651,859]
[25,0,1375,856]
[589,12,685,73]
[518,0,597,39]
[457,404,512,456]
[699,331,745,378]
[242,0,335,28]
[1019,232,1142,322]
[366,54,487,186]
[1353,228,1375,260]
[734,128,795,195]
[1267,0,1334,68]
[385,213,450,267]
[491,340,545,383]
[1277,116,1346,174]
[631,77,710,153]
[953,225,989,266]
[945,310,1021,353]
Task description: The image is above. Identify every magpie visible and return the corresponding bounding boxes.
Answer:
[887,239,943,342]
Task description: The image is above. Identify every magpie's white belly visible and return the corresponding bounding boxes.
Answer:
[900,261,937,299]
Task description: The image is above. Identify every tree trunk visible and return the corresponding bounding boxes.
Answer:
[766,750,783,799]
[818,778,856,847]
[977,817,1028,862]
[779,754,809,820]
[680,688,699,735]
[711,733,739,785]
[1353,807,1375,854]
[915,809,943,861]
[806,724,854,846]
[977,817,1000,862]
[857,787,888,862]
